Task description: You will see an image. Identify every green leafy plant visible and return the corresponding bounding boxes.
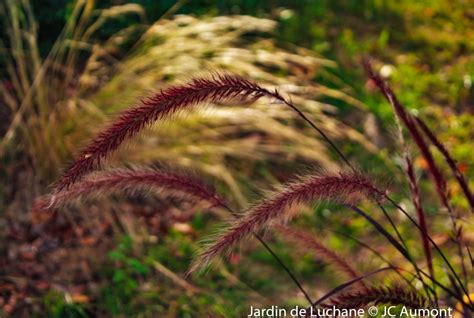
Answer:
[101,236,149,316]
[43,290,89,318]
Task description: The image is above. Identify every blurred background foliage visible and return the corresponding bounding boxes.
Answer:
[0,0,473,316]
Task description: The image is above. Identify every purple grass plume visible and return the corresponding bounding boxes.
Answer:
[55,74,270,191]
[189,170,385,273]
[414,116,474,211]
[38,167,226,211]
[322,284,427,309]
[363,60,452,213]
[404,156,434,279]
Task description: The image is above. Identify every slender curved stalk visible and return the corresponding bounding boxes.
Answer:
[329,229,416,289]
[385,196,471,302]
[220,203,313,304]
[414,115,474,211]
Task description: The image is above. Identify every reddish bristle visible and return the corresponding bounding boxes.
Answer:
[55,74,268,191]
[322,284,426,309]
[45,167,226,210]
[190,170,384,272]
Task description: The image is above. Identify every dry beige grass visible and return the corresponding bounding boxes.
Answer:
[1,3,378,210]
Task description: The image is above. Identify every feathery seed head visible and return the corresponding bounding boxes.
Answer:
[322,284,427,309]
[45,168,226,211]
[55,74,270,191]
[190,170,384,273]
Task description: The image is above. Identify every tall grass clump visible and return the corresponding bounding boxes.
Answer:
[41,61,474,314]
[4,3,381,314]
[7,2,471,313]
[2,0,372,211]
